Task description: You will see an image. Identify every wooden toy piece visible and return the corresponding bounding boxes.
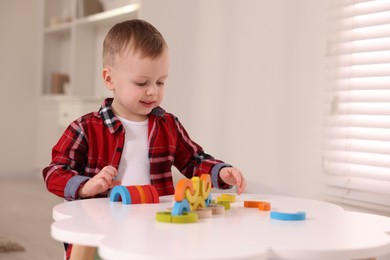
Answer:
[215,201,230,210]
[258,202,271,211]
[171,212,198,224]
[155,211,172,223]
[171,200,191,216]
[144,185,160,203]
[217,194,236,203]
[270,211,306,221]
[185,176,200,204]
[208,204,225,215]
[195,208,212,219]
[127,186,142,204]
[200,174,211,199]
[141,185,153,204]
[192,195,206,211]
[174,179,193,202]
[155,211,198,224]
[135,186,147,203]
[244,201,261,208]
[109,186,131,204]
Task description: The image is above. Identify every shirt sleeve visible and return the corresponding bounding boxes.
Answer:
[172,116,232,190]
[42,121,90,200]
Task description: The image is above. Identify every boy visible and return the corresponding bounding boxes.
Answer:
[43,19,246,258]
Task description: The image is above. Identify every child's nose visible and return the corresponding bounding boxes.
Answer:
[146,85,158,96]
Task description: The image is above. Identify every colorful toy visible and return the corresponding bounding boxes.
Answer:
[270,211,306,221]
[208,204,225,215]
[155,212,198,224]
[217,194,236,203]
[244,200,271,211]
[110,185,159,204]
[258,202,271,211]
[156,174,218,224]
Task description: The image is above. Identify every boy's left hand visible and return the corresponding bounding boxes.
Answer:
[219,167,246,195]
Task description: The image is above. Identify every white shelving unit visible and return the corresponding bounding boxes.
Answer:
[37,0,140,171]
[41,0,140,97]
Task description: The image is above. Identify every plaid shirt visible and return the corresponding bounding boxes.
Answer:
[43,98,231,201]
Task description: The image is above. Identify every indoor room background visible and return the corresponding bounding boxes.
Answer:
[0,0,325,199]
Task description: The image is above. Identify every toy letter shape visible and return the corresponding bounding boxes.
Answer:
[186,177,200,203]
[200,174,211,199]
[171,200,191,216]
[174,179,194,202]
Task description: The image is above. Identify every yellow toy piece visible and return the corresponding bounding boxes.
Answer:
[172,212,198,223]
[185,177,200,204]
[212,200,230,210]
[155,211,198,224]
[191,195,206,211]
[200,174,211,199]
[155,211,172,223]
[217,194,236,203]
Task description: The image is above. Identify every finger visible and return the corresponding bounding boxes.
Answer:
[103,166,118,178]
[240,176,247,194]
[110,180,122,188]
[97,178,109,192]
[99,171,113,184]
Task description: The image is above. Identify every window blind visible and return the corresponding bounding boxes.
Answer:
[323,0,390,216]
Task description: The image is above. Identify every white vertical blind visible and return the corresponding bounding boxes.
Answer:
[323,0,390,215]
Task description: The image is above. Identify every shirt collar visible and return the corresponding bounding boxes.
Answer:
[98,98,166,134]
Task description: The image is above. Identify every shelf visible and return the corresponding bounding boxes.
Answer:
[41,0,140,97]
[75,3,140,27]
[40,94,105,102]
[44,22,72,34]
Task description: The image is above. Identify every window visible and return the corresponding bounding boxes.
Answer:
[323,0,390,215]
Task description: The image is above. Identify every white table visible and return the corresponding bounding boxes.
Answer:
[52,193,390,260]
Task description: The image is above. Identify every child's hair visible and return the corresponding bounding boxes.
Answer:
[103,19,167,67]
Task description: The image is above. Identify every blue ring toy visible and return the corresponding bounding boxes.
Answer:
[171,199,190,216]
[270,211,306,221]
[110,186,132,205]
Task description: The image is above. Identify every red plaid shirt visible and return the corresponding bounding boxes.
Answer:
[43,98,231,201]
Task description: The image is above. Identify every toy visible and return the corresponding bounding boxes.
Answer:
[195,208,213,219]
[156,174,217,224]
[270,211,306,221]
[258,202,271,211]
[217,194,236,203]
[155,212,198,224]
[208,204,225,215]
[244,200,271,211]
[110,185,159,204]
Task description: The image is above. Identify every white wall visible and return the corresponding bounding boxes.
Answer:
[0,0,327,200]
[141,0,327,199]
[0,0,40,177]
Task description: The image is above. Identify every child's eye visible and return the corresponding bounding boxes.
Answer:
[136,81,147,87]
[157,81,165,86]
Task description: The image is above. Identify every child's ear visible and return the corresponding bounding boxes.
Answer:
[102,67,114,91]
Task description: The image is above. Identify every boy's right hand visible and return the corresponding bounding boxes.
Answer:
[78,166,121,198]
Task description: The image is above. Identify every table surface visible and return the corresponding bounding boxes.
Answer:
[51,193,390,260]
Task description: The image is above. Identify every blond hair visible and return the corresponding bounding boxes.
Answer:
[103,19,167,67]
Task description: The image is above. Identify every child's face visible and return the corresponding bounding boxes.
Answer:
[103,48,170,121]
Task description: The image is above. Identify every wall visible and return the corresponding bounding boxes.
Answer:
[0,0,40,177]
[140,0,327,198]
[0,0,327,199]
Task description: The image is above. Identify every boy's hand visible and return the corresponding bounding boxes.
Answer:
[79,166,121,198]
[219,167,246,195]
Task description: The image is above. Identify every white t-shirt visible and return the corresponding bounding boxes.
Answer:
[115,116,151,185]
